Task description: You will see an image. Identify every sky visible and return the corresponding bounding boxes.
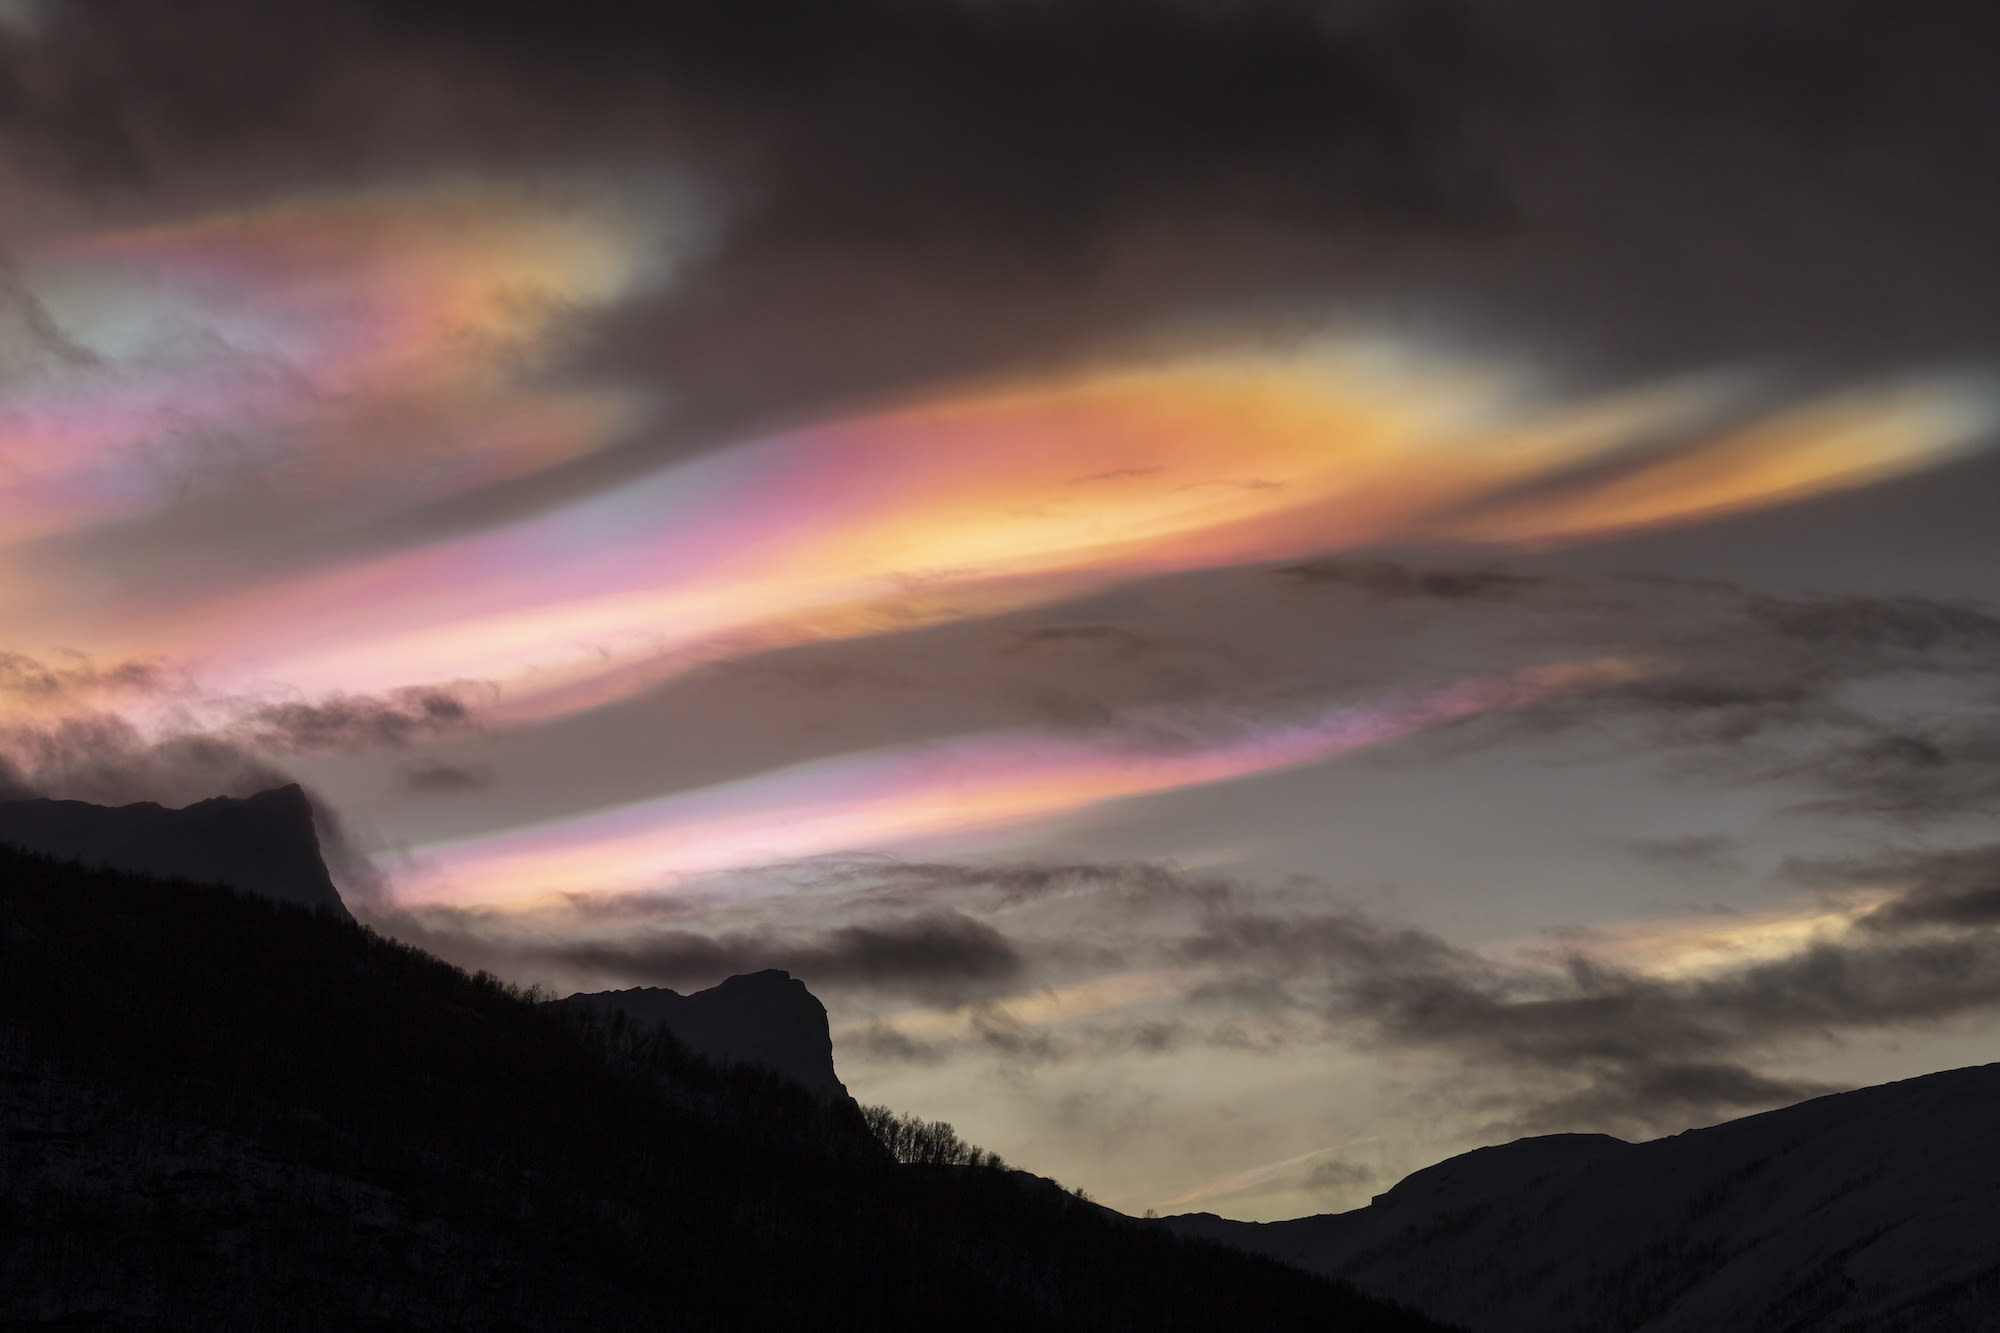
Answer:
[5,0,2000,1221]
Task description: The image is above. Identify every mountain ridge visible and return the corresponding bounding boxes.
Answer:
[0,845,1451,1332]
[0,783,351,920]
[1163,1064,2000,1331]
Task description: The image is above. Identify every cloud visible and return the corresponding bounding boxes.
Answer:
[6,2,1998,1184]
[1304,1157,1377,1193]
[236,685,478,752]
[396,660,1628,907]
[828,856,1237,911]
[1001,624,1166,658]
[850,1020,946,1066]
[1618,834,1743,879]
[1163,860,2000,1134]
[8,0,1996,478]
[1348,576,2000,822]
[1804,844,2000,932]
[1277,558,1556,601]
[1790,723,2000,820]
[0,711,291,807]
[0,700,391,895]
[0,651,485,808]
[808,846,2000,1135]
[368,820,2000,1140]
[0,0,1497,472]
[1748,593,2000,658]
[401,760,494,793]
[0,252,97,369]
[0,650,165,706]
[540,908,1025,1001]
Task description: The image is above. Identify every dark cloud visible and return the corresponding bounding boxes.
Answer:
[7,0,1995,498]
[0,650,166,701]
[1749,594,2000,659]
[364,829,2000,1135]
[8,0,1491,215]
[968,1011,1072,1066]
[236,685,478,753]
[822,848,2000,1133]
[1002,624,1163,658]
[1794,844,2000,933]
[543,909,1025,1001]
[829,856,1236,910]
[1304,1157,1377,1193]
[1278,558,1555,602]
[0,0,1496,464]
[1517,1061,1834,1133]
[0,703,385,896]
[1618,834,1742,879]
[851,1020,945,1067]
[1160,858,2000,1134]
[0,659,484,836]
[1792,723,2000,821]
[1419,579,2000,821]
[0,711,291,807]
[401,760,494,793]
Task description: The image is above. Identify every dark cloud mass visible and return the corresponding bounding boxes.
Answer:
[0,649,164,701]
[5,0,1998,471]
[1381,574,2000,822]
[680,848,2000,1135]
[237,686,477,753]
[0,650,484,857]
[543,909,1025,1001]
[401,760,494,793]
[1305,1157,1377,1192]
[1277,558,1554,601]
[0,0,1497,458]
[0,712,290,807]
[1174,852,2000,1133]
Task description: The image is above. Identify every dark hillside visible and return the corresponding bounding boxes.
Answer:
[0,848,1454,1332]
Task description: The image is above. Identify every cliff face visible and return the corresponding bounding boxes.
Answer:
[556,970,850,1102]
[0,784,351,920]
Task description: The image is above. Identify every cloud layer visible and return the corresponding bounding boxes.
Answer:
[3,0,1999,1220]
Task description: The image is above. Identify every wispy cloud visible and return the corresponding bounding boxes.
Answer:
[395,659,1633,906]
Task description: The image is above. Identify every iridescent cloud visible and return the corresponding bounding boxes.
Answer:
[85,342,1991,728]
[1516,889,1903,980]
[1,186,1992,912]
[0,181,664,546]
[396,658,1637,907]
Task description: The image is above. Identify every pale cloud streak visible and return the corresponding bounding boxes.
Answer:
[395,659,1636,907]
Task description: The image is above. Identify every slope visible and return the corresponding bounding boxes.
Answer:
[1166,1068,2000,1332]
[0,846,1453,1333]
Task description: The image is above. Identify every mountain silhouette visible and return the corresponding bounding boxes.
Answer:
[555,972,850,1101]
[1165,1066,2000,1331]
[0,845,1451,1332]
[0,783,350,920]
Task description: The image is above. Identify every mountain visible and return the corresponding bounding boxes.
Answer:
[554,971,850,1101]
[1165,1066,2000,1332]
[0,845,1454,1333]
[0,783,351,920]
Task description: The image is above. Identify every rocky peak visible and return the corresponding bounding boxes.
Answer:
[557,969,850,1102]
[0,783,351,921]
